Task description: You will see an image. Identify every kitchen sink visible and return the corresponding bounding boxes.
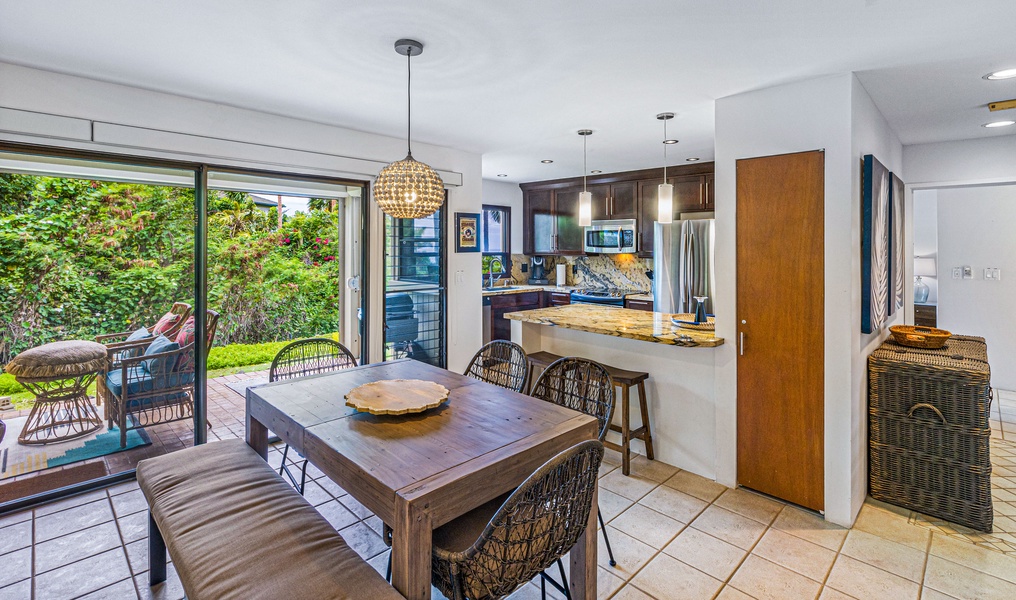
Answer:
[486,286,519,291]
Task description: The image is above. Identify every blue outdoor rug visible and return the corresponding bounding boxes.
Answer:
[0,416,150,480]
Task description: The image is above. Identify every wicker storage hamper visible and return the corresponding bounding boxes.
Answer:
[868,335,993,532]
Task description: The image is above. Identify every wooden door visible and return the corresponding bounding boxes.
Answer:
[553,188,586,255]
[523,189,553,255]
[609,181,638,219]
[736,150,824,512]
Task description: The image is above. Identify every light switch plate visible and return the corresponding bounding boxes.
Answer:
[985,268,1001,281]
[952,267,962,279]
[962,266,973,279]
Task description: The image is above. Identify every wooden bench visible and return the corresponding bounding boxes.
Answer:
[136,438,404,600]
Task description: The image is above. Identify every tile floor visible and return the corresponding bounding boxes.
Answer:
[2,386,1016,599]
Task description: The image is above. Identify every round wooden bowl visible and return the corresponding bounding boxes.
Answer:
[345,379,450,415]
[889,325,952,349]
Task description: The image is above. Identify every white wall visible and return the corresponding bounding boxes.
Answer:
[0,62,483,370]
[904,135,1016,188]
[714,73,902,526]
[936,185,1016,390]
[481,178,524,253]
[849,76,904,523]
[913,190,939,303]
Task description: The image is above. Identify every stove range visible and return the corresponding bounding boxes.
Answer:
[570,288,648,306]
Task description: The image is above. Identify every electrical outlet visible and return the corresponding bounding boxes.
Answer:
[952,267,962,279]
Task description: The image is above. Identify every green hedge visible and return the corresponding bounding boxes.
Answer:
[206,340,292,371]
[0,373,24,396]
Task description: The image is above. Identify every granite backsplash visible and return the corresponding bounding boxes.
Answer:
[509,254,652,290]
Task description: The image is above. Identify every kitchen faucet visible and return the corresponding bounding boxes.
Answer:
[487,257,504,289]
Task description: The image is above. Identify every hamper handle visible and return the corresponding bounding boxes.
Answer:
[907,403,948,425]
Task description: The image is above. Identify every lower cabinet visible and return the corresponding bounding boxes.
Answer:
[546,291,571,306]
[490,292,542,341]
[914,304,937,328]
[624,298,654,311]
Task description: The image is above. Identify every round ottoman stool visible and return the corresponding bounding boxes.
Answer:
[4,340,107,445]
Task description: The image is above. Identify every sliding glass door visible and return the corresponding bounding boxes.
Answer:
[382,207,447,368]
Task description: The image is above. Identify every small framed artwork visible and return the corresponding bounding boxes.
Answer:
[455,212,480,252]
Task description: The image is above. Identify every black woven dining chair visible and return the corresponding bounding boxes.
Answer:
[463,340,529,393]
[531,356,618,569]
[430,439,604,600]
[269,338,357,494]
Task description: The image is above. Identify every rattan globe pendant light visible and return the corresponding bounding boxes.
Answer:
[375,39,444,219]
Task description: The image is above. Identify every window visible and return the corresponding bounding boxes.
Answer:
[481,204,511,279]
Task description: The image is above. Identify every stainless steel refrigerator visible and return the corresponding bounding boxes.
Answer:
[653,214,715,314]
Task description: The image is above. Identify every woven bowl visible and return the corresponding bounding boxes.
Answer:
[889,325,952,349]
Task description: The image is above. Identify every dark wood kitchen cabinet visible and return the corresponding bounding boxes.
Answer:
[636,174,708,257]
[522,187,584,256]
[546,291,571,306]
[521,162,713,257]
[625,298,654,311]
[490,291,542,341]
[914,303,937,327]
[590,181,638,221]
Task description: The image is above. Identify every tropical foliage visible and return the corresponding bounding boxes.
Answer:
[0,174,341,365]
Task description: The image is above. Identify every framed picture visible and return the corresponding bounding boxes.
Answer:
[889,173,905,315]
[861,154,890,334]
[455,212,480,252]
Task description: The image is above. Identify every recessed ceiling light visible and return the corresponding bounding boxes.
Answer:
[541,159,554,164]
[663,139,679,145]
[590,170,602,174]
[983,120,1016,128]
[685,157,700,162]
[985,68,1016,80]
[496,174,508,177]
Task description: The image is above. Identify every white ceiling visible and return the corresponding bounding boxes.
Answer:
[1,0,1015,183]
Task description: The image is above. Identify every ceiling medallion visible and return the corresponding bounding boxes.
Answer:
[375,39,444,219]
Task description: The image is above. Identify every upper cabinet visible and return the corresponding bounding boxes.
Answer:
[589,181,637,221]
[521,162,713,257]
[636,173,713,256]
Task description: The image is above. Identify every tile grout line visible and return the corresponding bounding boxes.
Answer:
[708,500,785,600]
[817,520,852,599]
[107,489,144,600]
[31,507,36,600]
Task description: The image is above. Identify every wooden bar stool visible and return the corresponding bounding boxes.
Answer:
[526,351,655,476]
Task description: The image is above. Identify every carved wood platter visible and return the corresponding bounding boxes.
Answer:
[345,379,450,415]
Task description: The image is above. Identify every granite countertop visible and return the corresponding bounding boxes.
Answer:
[481,285,575,297]
[505,304,724,347]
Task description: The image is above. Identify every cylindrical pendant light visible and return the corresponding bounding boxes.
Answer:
[657,113,675,224]
[578,129,593,227]
[375,39,445,219]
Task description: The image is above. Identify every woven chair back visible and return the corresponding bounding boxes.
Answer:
[269,338,358,382]
[531,357,615,441]
[463,341,529,393]
[432,440,604,600]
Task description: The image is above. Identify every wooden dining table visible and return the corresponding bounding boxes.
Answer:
[245,358,599,600]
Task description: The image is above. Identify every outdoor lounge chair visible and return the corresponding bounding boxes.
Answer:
[100,310,219,448]
[95,302,192,347]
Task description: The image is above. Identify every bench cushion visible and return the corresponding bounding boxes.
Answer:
[136,439,403,600]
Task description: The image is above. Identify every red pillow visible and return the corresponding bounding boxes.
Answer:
[151,312,181,335]
[174,316,196,371]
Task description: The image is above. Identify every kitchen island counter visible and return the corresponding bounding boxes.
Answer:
[505,304,723,347]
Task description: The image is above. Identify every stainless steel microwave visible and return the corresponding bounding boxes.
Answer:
[584,219,638,254]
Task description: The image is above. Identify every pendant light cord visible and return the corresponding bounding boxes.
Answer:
[583,133,588,192]
[406,50,412,156]
[662,118,668,181]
